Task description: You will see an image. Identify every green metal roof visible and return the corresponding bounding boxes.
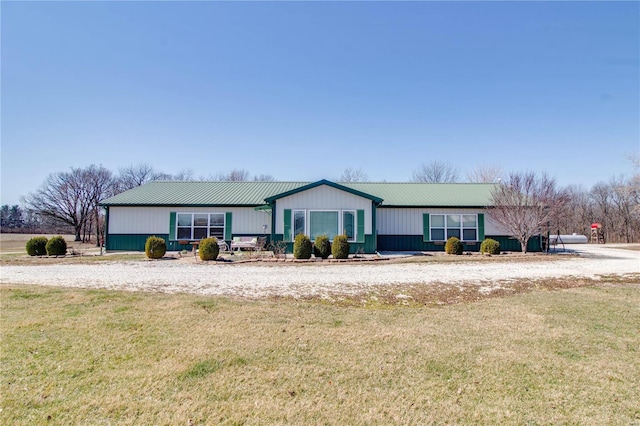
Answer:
[344,182,496,207]
[101,180,497,207]
[101,181,308,206]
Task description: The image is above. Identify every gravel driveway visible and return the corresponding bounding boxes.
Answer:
[1,245,638,298]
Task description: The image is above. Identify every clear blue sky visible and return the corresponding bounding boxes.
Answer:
[2,1,638,206]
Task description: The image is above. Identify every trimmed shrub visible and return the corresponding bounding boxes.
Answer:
[199,237,220,261]
[480,238,501,255]
[332,234,350,259]
[293,234,312,259]
[45,236,67,256]
[445,237,463,255]
[26,236,48,256]
[313,235,331,259]
[145,236,166,259]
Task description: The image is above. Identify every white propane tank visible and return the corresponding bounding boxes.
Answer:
[549,233,588,244]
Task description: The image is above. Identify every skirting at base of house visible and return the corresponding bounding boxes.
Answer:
[376,235,542,252]
[106,233,542,253]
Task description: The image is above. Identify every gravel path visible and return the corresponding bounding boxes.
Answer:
[1,245,638,298]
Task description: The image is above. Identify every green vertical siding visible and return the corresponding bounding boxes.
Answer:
[106,234,169,251]
[377,235,542,252]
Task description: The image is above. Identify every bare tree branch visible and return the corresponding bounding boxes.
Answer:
[215,169,250,181]
[340,167,369,182]
[489,171,568,253]
[22,165,115,242]
[466,164,503,183]
[412,161,459,183]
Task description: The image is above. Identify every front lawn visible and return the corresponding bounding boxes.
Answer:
[1,283,638,424]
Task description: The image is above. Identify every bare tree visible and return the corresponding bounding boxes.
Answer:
[340,167,369,182]
[22,165,115,242]
[83,165,116,246]
[215,169,250,181]
[172,169,195,181]
[466,164,503,183]
[253,174,276,182]
[23,169,93,241]
[489,171,568,253]
[412,161,459,183]
[117,163,169,191]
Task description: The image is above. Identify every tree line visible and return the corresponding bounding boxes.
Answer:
[14,164,275,244]
[9,159,640,246]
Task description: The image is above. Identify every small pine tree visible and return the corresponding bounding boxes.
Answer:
[26,236,48,256]
[445,237,463,255]
[199,237,220,261]
[45,236,67,256]
[313,235,331,259]
[332,235,350,259]
[145,236,166,259]
[480,238,500,255]
[293,234,312,259]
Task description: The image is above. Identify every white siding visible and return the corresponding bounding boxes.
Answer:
[108,206,271,235]
[275,185,372,234]
[377,208,503,235]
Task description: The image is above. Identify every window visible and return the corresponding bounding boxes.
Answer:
[343,211,355,241]
[290,209,358,242]
[176,213,225,240]
[430,214,477,241]
[293,210,305,237]
[310,211,339,241]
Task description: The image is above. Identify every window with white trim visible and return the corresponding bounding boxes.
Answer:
[291,210,357,242]
[293,210,305,238]
[342,211,355,242]
[430,214,477,241]
[177,213,225,240]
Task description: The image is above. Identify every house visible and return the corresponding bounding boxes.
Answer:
[100,179,542,253]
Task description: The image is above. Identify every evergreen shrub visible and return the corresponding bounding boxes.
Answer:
[199,237,220,261]
[313,235,331,259]
[145,236,166,259]
[445,237,464,255]
[293,234,312,259]
[46,236,67,256]
[26,236,48,256]
[332,235,350,259]
[480,238,501,255]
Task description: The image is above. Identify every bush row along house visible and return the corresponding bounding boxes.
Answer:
[101,179,543,253]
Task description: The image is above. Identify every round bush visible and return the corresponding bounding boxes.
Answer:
[45,236,67,256]
[445,237,464,255]
[293,234,312,259]
[26,236,48,256]
[480,238,501,255]
[145,236,166,259]
[331,234,350,259]
[313,235,331,259]
[199,237,220,261]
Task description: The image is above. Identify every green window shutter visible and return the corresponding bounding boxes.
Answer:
[478,213,485,241]
[283,209,291,241]
[169,212,176,240]
[423,214,430,242]
[224,212,233,240]
[356,210,365,243]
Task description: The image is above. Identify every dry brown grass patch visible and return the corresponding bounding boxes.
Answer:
[2,282,639,425]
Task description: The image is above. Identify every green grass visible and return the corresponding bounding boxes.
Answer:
[1,284,639,425]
